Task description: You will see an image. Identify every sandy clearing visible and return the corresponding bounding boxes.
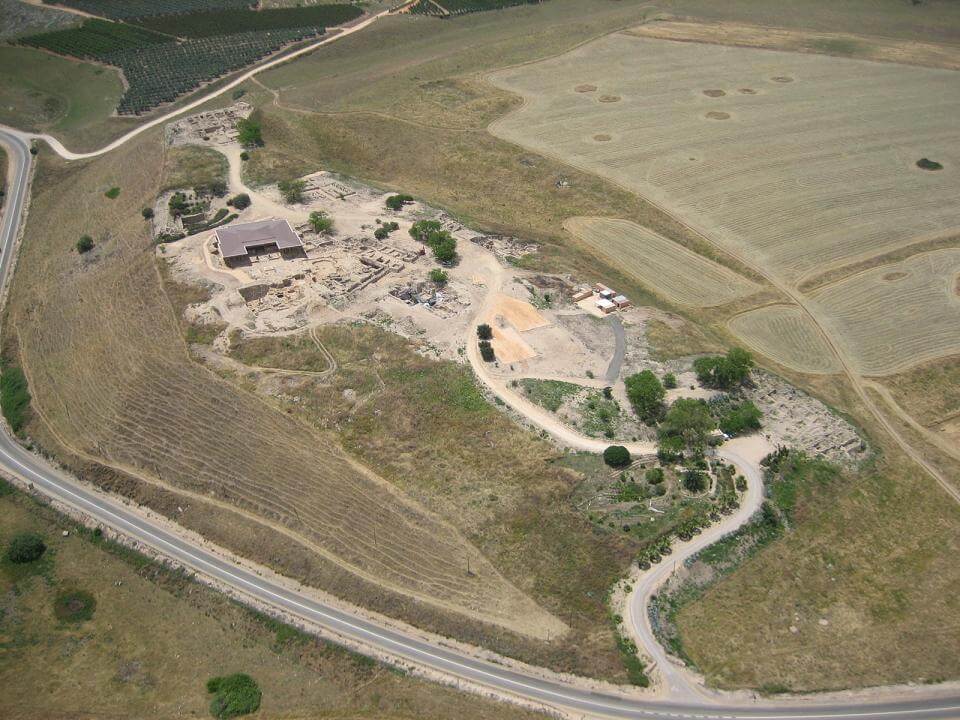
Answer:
[489,293,550,331]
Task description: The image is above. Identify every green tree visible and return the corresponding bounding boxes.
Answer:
[603,445,632,468]
[76,235,94,253]
[308,210,333,234]
[477,324,493,340]
[478,340,495,362]
[430,232,457,263]
[7,532,45,564]
[386,194,413,210]
[409,220,443,241]
[235,118,263,148]
[660,398,715,452]
[141,207,154,219]
[682,468,708,493]
[625,370,665,424]
[718,400,763,436]
[693,347,754,389]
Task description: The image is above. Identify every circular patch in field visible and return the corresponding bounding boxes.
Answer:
[593,134,613,142]
[916,157,944,171]
[702,89,726,97]
[574,84,598,93]
[705,111,730,120]
[54,589,96,623]
[883,271,909,282]
[739,88,757,94]
[771,76,794,83]
[598,95,621,103]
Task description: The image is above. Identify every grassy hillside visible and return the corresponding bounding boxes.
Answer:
[0,479,545,720]
[0,46,133,150]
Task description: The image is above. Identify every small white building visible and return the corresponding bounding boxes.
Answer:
[596,298,616,314]
[613,294,631,309]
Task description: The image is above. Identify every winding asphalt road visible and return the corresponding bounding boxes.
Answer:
[1,38,959,719]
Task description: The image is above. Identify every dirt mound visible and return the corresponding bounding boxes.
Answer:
[574,84,597,93]
[598,95,621,103]
[739,88,757,94]
[883,271,908,282]
[593,134,612,142]
[771,75,794,83]
[702,89,725,97]
[705,111,730,120]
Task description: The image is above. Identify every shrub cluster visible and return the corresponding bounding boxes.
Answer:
[307,210,333,233]
[625,370,664,424]
[278,179,306,204]
[385,194,413,211]
[693,348,754,390]
[0,366,31,433]
[409,220,457,264]
[7,532,45,564]
[206,673,262,719]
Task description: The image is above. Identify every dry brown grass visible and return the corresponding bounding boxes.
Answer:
[160,144,229,193]
[227,323,640,679]
[625,20,960,71]
[6,137,562,640]
[645,318,722,361]
[0,484,546,720]
[878,356,960,429]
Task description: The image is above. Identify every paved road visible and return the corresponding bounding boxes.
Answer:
[1,118,959,720]
[605,315,626,384]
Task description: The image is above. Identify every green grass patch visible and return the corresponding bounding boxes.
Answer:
[518,378,580,412]
[104,186,120,199]
[54,588,96,623]
[0,365,31,433]
[207,673,262,719]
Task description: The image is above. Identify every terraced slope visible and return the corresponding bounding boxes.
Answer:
[5,135,563,639]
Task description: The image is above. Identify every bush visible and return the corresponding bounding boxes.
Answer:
[1,366,31,433]
[76,235,94,253]
[693,348,754,389]
[235,118,263,148]
[682,468,708,493]
[54,589,96,622]
[7,532,45,564]
[625,370,665,424]
[657,434,685,463]
[429,268,448,285]
[104,186,120,199]
[141,207,154,219]
[195,180,227,198]
[307,210,333,234]
[603,386,613,399]
[227,193,250,210]
[916,157,943,171]
[477,323,493,341]
[374,226,389,240]
[719,400,763,436]
[478,340,495,362]
[278,179,306,204]
[239,151,249,161]
[645,467,665,484]
[385,193,413,210]
[206,673,261,719]
[409,220,457,263]
[663,372,677,389]
[603,445,632,468]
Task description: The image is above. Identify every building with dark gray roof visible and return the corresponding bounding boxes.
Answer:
[215,218,304,267]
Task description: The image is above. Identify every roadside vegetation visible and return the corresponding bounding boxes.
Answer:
[0,365,31,434]
[0,478,546,719]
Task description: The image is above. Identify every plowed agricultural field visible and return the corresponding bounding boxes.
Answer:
[728,305,841,375]
[809,249,960,376]
[564,217,760,307]
[488,34,960,285]
[7,137,563,639]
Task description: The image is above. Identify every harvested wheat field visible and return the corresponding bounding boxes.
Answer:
[564,216,760,307]
[6,137,564,640]
[809,249,960,376]
[488,34,960,285]
[728,305,841,375]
